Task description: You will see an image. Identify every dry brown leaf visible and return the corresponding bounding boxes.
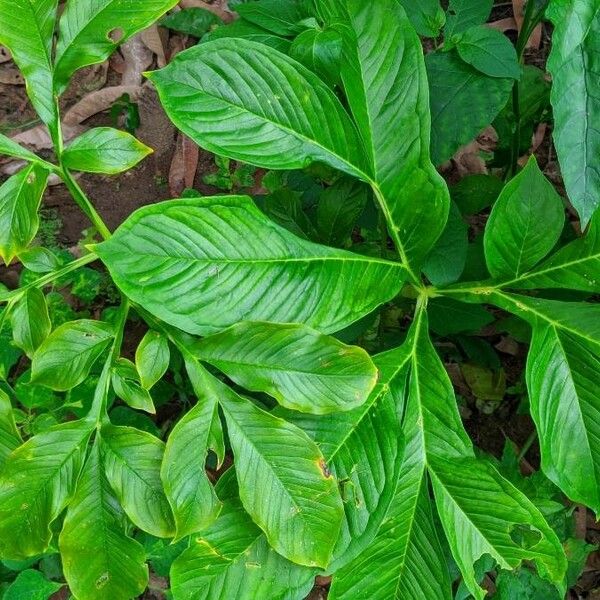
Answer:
[120,34,154,86]
[451,127,498,177]
[141,25,167,68]
[0,45,11,64]
[168,34,188,60]
[63,85,144,126]
[0,67,24,85]
[179,0,235,22]
[518,122,548,167]
[169,133,199,196]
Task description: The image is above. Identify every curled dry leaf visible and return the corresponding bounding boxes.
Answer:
[447,126,498,178]
[169,132,199,196]
[120,34,154,86]
[141,25,167,68]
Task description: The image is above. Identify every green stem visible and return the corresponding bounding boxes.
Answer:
[517,430,538,462]
[59,167,112,240]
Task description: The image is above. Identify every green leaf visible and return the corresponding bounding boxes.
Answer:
[10,288,51,358]
[338,0,450,270]
[422,200,468,286]
[445,0,493,41]
[427,50,513,165]
[147,39,367,178]
[428,298,494,336]
[0,311,23,382]
[3,569,62,600]
[31,320,114,391]
[289,28,342,86]
[547,0,600,226]
[236,0,305,35]
[111,358,156,414]
[456,26,520,79]
[281,345,406,570]
[59,440,148,600]
[18,247,62,273]
[161,357,222,541]
[451,174,503,215]
[215,374,344,568]
[135,330,170,390]
[492,293,600,514]
[194,321,377,414]
[509,212,600,293]
[171,495,316,600]
[0,420,91,559]
[101,425,175,538]
[160,7,222,37]
[95,196,405,335]
[0,0,58,126]
[397,0,446,37]
[429,455,567,600]
[62,127,152,175]
[0,389,21,468]
[204,20,292,52]
[54,0,178,92]
[316,178,367,246]
[484,157,565,279]
[0,164,49,265]
[494,567,561,600]
[0,132,44,164]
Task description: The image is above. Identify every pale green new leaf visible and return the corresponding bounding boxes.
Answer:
[171,495,316,600]
[18,247,62,273]
[0,420,91,559]
[161,357,222,541]
[54,0,178,93]
[10,288,51,358]
[95,196,405,336]
[0,389,21,468]
[490,292,600,514]
[31,319,114,391]
[339,0,450,270]
[282,346,407,571]
[216,374,344,568]
[547,0,600,226]
[430,455,567,600]
[101,425,175,538]
[62,127,152,175]
[509,212,600,292]
[195,321,377,414]
[136,330,170,390]
[427,50,513,165]
[147,39,367,178]
[0,0,58,125]
[59,440,148,600]
[484,157,565,279]
[0,164,49,265]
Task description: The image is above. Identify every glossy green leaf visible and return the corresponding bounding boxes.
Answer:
[135,330,170,390]
[0,420,91,559]
[10,288,51,357]
[236,0,306,35]
[547,0,600,226]
[0,389,21,468]
[282,345,407,571]
[509,212,600,292]
[0,0,58,125]
[31,320,114,391]
[195,321,377,414]
[54,0,178,92]
[59,440,148,600]
[62,128,152,175]
[148,39,367,177]
[451,173,503,215]
[289,28,342,86]
[484,157,565,279]
[171,495,316,600]
[95,196,405,335]
[397,0,446,37]
[427,50,513,165]
[111,358,155,414]
[445,0,493,41]
[216,374,344,568]
[4,569,62,600]
[490,292,600,514]
[161,357,222,541]
[0,132,44,164]
[0,164,49,266]
[204,20,291,52]
[339,0,450,270]
[160,7,222,37]
[430,455,567,600]
[101,425,175,538]
[428,298,494,336]
[18,247,62,273]
[456,26,520,79]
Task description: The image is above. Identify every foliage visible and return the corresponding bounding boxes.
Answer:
[0,0,598,599]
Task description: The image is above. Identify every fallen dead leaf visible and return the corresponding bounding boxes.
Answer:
[169,133,199,196]
[179,0,235,22]
[141,24,168,68]
[0,67,24,85]
[120,33,154,86]
[0,45,11,64]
